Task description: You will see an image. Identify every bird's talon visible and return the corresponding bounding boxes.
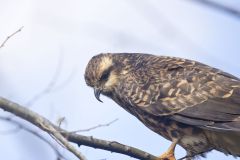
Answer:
[157,139,178,160]
[158,151,176,160]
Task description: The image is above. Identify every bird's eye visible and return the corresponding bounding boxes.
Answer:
[100,69,111,81]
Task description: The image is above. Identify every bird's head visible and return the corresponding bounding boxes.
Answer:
[84,53,125,102]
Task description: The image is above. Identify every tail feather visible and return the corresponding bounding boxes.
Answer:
[206,130,240,157]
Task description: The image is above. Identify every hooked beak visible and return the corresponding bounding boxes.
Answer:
[94,88,103,103]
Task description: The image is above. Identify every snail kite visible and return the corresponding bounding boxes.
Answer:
[84,53,240,160]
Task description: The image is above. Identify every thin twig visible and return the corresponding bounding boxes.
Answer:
[70,118,118,133]
[57,117,66,128]
[0,97,158,160]
[188,0,240,20]
[0,26,24,49]
[0,116,68,160]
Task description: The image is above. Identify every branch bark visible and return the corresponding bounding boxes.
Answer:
[0,97,86,160]
[0,97,158,160]
[0,116,68,160]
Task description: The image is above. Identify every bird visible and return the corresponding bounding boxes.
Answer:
[84,53,240,160]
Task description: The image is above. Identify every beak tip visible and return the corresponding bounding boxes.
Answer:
[94,88,103,103]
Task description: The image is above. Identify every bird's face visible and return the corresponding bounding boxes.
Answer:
[84,53,122,102]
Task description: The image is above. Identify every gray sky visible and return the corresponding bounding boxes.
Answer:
[0,0,240,160]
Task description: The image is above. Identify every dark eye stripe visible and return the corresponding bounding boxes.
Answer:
[100,67,113,81]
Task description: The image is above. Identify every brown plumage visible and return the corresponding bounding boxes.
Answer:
[84,53,240,159]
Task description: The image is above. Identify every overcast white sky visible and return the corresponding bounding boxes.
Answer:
[0,0,240,160]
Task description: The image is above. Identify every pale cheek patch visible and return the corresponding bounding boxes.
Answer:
[105,72,118,89]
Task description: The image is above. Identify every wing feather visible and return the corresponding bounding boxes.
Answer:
[171,97,240,131]
[122,55,240,131]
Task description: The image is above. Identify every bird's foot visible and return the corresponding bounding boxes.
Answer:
[157,150,176,160]
[156,139,178,160]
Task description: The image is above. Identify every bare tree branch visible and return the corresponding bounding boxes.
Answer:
[0,97,158,160]
[63,132,157,160]
[0,26,24,49]
[188,0,240,20]
[0,116,68,160]
[0,97,86,160]
[70,118,118,133]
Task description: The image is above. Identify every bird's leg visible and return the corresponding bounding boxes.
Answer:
[157,139,179,160]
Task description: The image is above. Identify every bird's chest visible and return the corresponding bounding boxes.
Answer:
[111,94,211,153]
[113,95,180,140]
[136,113,212,154]
[112,94,174,138]
[134,111,183,141]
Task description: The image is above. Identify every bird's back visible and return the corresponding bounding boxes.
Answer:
[110,53,240,158]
